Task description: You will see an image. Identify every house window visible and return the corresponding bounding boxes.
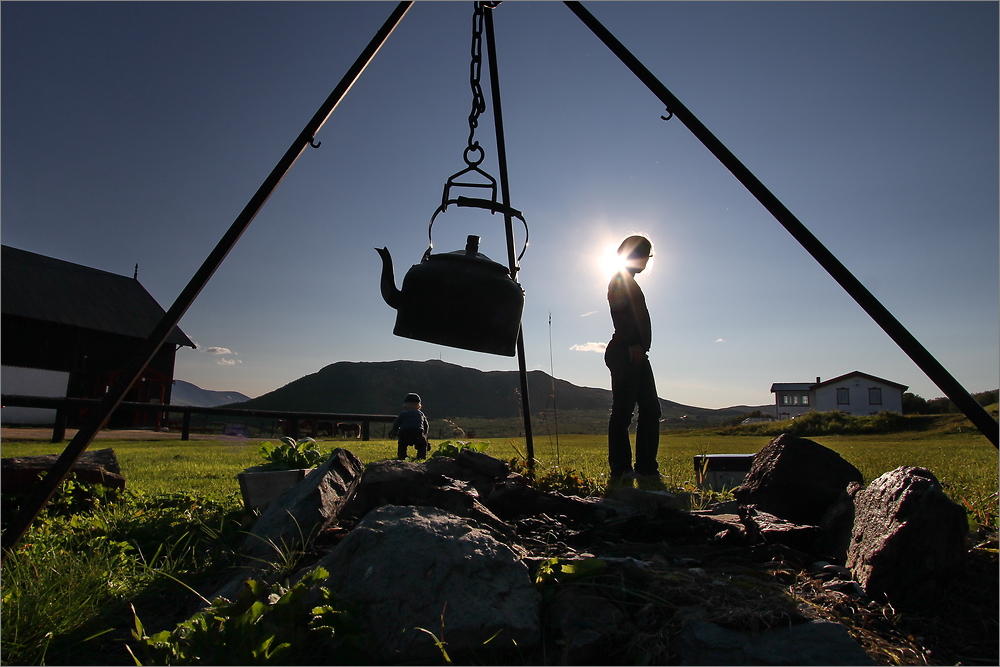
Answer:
[801,394,810,406]
[869,388,882,405]
[837,388,850,405]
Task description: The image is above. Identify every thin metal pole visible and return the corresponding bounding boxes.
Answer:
[483,5,535,468]
[1,1,414,559]
[565,1,998,448]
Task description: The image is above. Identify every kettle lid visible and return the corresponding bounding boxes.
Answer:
[431,235,509,273]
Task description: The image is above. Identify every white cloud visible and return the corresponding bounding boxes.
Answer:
[579,311,599,318]
[206,346,234,355]
[715,338,726,343]
[217,358,242,366]
[570,342,607,353]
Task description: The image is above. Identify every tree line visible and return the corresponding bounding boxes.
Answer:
[902,389,999,415]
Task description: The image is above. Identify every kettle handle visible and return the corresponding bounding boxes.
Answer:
[424,197,529,264]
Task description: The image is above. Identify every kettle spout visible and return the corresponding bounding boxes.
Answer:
[375,247,401,310]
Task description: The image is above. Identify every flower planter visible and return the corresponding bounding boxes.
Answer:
[237,467,314,510]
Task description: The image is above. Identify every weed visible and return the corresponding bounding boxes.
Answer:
[127,568,367,665]
[427,439,489,458]
[255,437,328,470]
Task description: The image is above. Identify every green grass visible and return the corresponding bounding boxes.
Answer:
[1,426,996,664]
[2,427,996,514]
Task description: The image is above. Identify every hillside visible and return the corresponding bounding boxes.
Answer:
[227,360,770,424]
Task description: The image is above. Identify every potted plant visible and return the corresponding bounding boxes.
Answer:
[237,437,329,510]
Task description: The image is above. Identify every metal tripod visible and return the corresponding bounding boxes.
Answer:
[4,0,996,560]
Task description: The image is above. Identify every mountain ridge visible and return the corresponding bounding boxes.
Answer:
[170,380,251,408]
[212,359,771,422]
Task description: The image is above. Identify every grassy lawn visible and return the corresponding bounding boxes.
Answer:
[2,428,995,515]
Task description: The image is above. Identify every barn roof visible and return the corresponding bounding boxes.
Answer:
[2,245,195,348]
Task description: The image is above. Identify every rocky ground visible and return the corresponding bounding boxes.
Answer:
[299,492,997,665]
[11,428,994,665]
[262,448,998,666]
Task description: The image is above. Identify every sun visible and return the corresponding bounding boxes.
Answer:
[597,242,628,279]
[596,239,656,281]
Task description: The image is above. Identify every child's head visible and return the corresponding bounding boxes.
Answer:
[403,392,422,410]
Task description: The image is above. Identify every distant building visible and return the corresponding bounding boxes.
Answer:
[770,371,908,420]
[2,245,195,426]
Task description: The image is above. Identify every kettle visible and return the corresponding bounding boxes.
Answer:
[375,198,526,356]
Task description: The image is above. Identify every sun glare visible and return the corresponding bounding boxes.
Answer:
[598,242,627,279]
[597,239,655,280]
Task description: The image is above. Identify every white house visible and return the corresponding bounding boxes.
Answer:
[770,371,908,420]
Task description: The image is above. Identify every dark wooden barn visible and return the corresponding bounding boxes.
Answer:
[2,245,195,428]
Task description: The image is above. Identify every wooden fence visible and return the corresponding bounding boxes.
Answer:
[1,394,396,443]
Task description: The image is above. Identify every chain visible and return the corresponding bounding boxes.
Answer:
[465,2,487,161]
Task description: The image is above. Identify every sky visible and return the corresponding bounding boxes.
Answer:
[2,1,997,410]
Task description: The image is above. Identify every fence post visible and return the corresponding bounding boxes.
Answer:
[51,405,67,443]
[181,409,192,441]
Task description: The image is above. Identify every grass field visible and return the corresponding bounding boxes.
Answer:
[2,427,996,521]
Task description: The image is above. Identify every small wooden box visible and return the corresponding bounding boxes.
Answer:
[693,453,756,491]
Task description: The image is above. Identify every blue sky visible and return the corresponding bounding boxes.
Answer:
[3,1,997,409]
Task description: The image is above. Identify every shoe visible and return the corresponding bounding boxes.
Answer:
[606,471,635,489]
[634,472,665,490]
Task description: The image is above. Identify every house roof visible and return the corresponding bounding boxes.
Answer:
[814,371,908,391]
[2,245,195,348]
[770,383,813,392]
[770,371,908,393]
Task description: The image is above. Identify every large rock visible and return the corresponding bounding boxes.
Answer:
[734,434,863,525]
[211,448,363,602]
[846,466,968,611]
[309,504,541,663]
[342,458,516,542]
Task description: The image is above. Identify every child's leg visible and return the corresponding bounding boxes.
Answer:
[397,440,407,459]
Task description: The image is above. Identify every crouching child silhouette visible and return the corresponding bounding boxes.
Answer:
[391,392,429,459]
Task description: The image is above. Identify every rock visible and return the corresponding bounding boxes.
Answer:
[309,504,540,663]
[422,452,510,499]
[676,619,875,665]
[211,448,363,602]
[604,486,691,513]
[1,447,125,491]
[817,481,862,563]
[733,433,863,525]
[455,448,511,479]
[482,477,607,523]
[343,458,516,542]
[739,506,823,553]
[846,466,968,611]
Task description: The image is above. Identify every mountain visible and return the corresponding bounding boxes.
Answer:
[228,359,770,421]
[170,380,251,408]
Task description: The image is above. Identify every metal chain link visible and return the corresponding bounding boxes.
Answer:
[465,2,488,163]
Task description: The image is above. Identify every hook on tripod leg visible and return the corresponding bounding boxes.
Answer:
[309,136,322,148]
[660,108,673,121]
